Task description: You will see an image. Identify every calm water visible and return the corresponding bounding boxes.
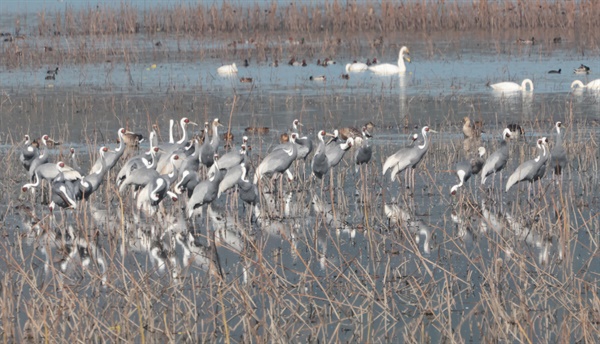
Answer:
[1,16,599,343]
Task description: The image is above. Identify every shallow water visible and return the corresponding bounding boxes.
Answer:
[1,14,599,343]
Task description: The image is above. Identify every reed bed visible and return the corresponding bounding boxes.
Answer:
[0,84,598,342]
[2,0,600,69]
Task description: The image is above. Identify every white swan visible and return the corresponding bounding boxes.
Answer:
[217,63,237,75]
[571,79,600,90]
[489,79,533,92]
[345,61,368,72]
[368,46,410,75]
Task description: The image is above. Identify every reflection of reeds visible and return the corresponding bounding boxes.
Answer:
[1,88,599,342]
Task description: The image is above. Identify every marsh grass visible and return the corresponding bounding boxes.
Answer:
[2,1,600,69]
[0,86,598,342]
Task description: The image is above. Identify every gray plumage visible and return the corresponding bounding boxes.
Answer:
[312,130,330,179]
[238,164,259,205]
[382,126,434,182]
[506,137,549,191]
[156,117,197,172]
[80,147,109,199]
[199,122,215,168]
[116,147,158,186]
[187,165,225,218]
[481,128,511,184]
[550,121,567,175]
[218,163,243,198]
[50,173,79,210]
[253,134,298,183]
[291,119,313,160]
[175,170,200,197]
[217,144,246,170]
[119,161,160,194]
[450,147,486,194]
[91,128,126,174]
[137,176,177,216]
[209,118,223,153]
[20,135,37,172]
[354,126,373,173]
[178,139,201,175]
[325,133,354,168]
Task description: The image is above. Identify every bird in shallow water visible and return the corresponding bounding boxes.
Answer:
[451,147,486,195]
[382,126,436,189]
[505,137,549,192]
[549,121,567,176]
[481,128,511,185]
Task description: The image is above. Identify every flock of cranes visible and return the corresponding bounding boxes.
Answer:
[19,115,567,223]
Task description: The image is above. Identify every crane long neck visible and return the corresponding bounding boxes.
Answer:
[177,120,187,144]
[418,130,428,150]
[210,123,220,150]
[169,119,175,144]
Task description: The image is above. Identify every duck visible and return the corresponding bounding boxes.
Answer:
[293,59,307,67]
[507,123,525,139]
[217,63,238,75]
[574,64,590,74]
[462,117,483,139]
[516,37,535,45]
[548,68,561,74]
[240,77,253,83]
[488,79,533,92]
[121,130,144,147]
[243,59,249,67]
[341,74,350,80]
[368,46,410,74]
[309,75,326,81]
[47,67,59,75]
[244,126,270,135]
[570,79,600,90]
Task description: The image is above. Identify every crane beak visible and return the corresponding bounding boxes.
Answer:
[429,129,438,133]
[188,121,198,126]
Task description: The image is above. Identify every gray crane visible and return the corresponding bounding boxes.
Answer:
[325,133,353,168]
[156,117,197,172]
[187,159,225,219]
[178,139,201,175]
[90,128,127,174]
[136,176,178,216]
[550,121,567,176]
[209,118,223,155]
[382,126,436,188]
[49,172,79,210]
[218,163,244,198]
[20,135,37,172]
[253,133,299,184]
[69,147,84,176]
[450,146,486,195]
[354,126,373,173]
[506,137,549,192]
[116,146,159,186]
[217,144,247,170]
[199,122,215,168]
[237,163,259,206]
[292,119,313,160]
[481,128,511,185]
[80,146,110,199]
[175,170,200,197]
[312,130,332,179]
[27,136,50,180]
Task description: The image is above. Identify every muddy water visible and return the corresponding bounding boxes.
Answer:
[1,26,599,343]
